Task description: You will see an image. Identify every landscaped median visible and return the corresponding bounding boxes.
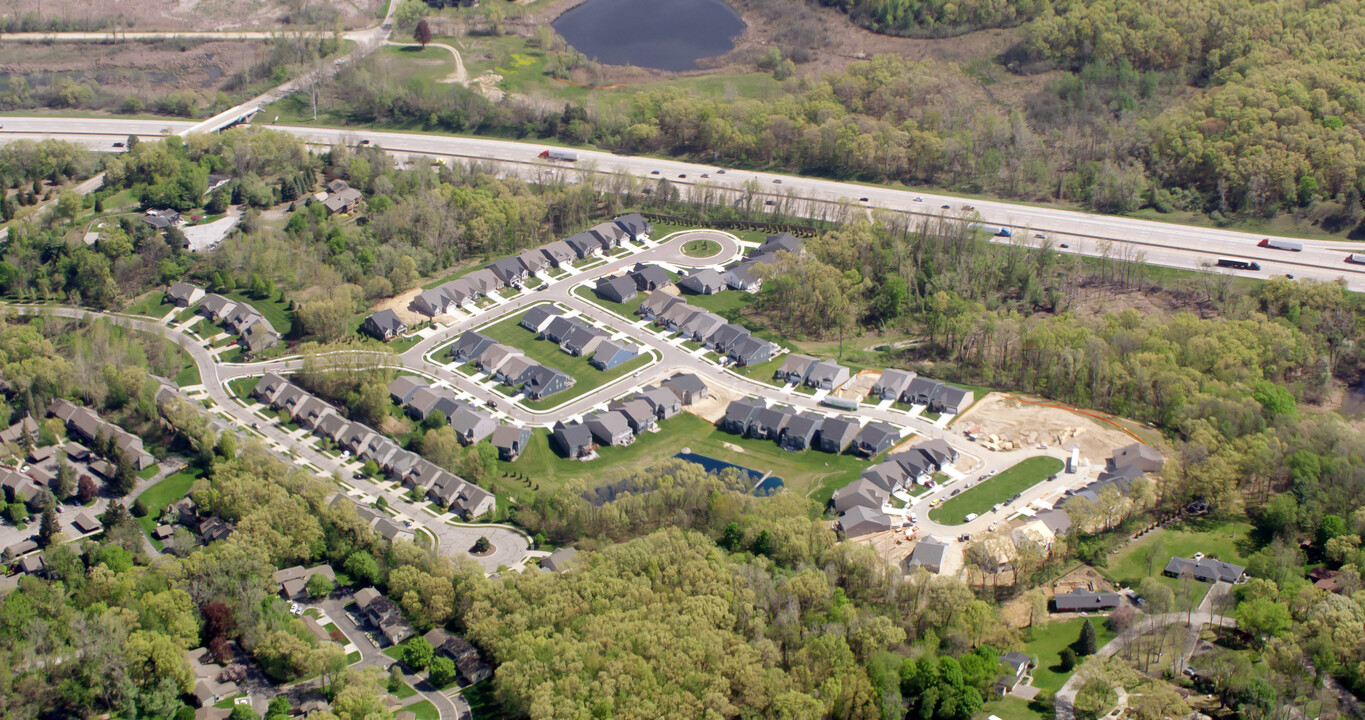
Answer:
[463,305,658,411]
[928,456,1065,525]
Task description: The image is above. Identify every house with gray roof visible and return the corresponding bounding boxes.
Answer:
[724,262,764,292]
[872,369,916,400]
[564,231,602,259]
[449,408,497,445]
[316,414,351,441]
[662,373,707,404]
[756,232,805,257]
[839,505,891,538]
[362,309,407,341]
[860,461,906,492]
[1164,556,1246,584]
[412,285,464,317]
[540,240,577,267]
[540,316,583,344]
[679,311,726,343]
[449,332,496,363]
[475,343,524,375]
[198,294,236,321]
[166,281,205,307]
[932,385,972,414]
[541,546,579,572]
[519,305,563,334]
[589,340,639,371]
[1035,508,1072,536]
[588,221,628,250]
[817,416,860,454]
[402,459,446,491]
[779,413,823,452]
[487,257,529,286]
[522,366,574,400]
[728,336,774,367]
[748,405,796,440]
[586,411,633,447]
[777,354,818,384]
[241,321,280,353]
[629,263,671,291]
[1051,589,1122,612]
[560,324,610,357]
[1110,442,1164,473]
[905,536,948,573]
[614,213,652,241]
[494,356,539,387]
[638,290,683,320]
[253,372,291,404]
[491,425,532,461]
[406,386,466,421]
[551,421,593,458]
[678,268,727,295]
[517,248,550,276]
[832,477,887,514]
[706,323,750,354]
[611,398,656,434]
[595,275,638,304]
[639,386,681,419]
[723,398,765,435]
[388,376,427,405]
[904,377,942,405]
[887,451,932,485]
[852,422,899,457]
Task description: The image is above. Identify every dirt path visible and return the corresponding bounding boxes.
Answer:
[386,41,469,84]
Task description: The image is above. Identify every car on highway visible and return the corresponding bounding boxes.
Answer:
[678,173,686,178]
[772,179,782,184]
[701,173,709,178]
[359,139,370,145]
[859,197,869,202]
[651,170,660,174]
[913,197,922,202]
[113,142,124,148]
[929,498,941,507]
[1060,243,1070,248]
[988,522,998,532]
[941,204,951,209]
[716,169,726,174]
[764,199,776,205]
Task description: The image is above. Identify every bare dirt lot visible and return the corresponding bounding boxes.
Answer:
[685,376,748,424]
[955,393,1141,465]
[8,0,385,31]
[370,288,427,328]
[0,40,270,101]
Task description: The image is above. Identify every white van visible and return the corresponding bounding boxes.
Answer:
[965,512,979,522]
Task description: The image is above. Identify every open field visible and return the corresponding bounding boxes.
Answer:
[1105,517,1254,595]
[492,412,871,503]
[475,307,655,410]
[134,466,203,542]
[223,290,294,335]
[126,291,175,319]
[1021,617,1118,693]
[929,456,1063,525]
[8,0,386,31]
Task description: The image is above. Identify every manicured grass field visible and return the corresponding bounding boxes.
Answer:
[979,696,1051,720]
[134,467,202,545]
[393,682,417,699]
[929,456,1064,525]
[733,355,785,385]
[125,291,174,318]
[1021,617,1118,693]
[678,289,755,321]
[682,238,722,258]
[493,413,869,503]
[408,700,438,720]
[476,308,655,410]
[1105,517,1254,596]
[172,346,202,387]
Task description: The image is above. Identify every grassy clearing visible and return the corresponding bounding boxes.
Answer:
[126,291,175,318]
[678,289,756,321]
[385,44,456,82]
[1105,517,1255,596]
[171,346,201,387]
[133,466,202,543]
[1022,617,1118,693]
[476,308,654,410]
[407,700,438,720]
[929,456,1064,525]
[393,682,417,700]
[682,238,722,258]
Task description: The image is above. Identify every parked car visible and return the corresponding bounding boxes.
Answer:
[951,489,961,496]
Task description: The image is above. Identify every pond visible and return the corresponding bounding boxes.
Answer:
[674,452,784,496]
[552,0,747,72]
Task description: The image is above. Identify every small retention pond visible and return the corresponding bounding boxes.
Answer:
[674,452,785,496]
[552,0,747,72]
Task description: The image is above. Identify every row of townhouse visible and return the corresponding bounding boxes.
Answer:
[592,262,673,304]
[449,324,578,400]
[550,373,708,459]
[832,438,960,537]
[411,214,653,319]
[193,290,282,353]
[636,290,775,366]
[48,399,156,469]
[721,399,904,457]
[868,370,973,415]
[775,354,852,391]
[387,377,531,460]
[251,373,494,519]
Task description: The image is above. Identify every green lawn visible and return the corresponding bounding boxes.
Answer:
[393,682,417,700]
[476,307,656,410]
[929,456,1064,525]
[733,355,785,385]
[346,650,361,664]
[681,238,722,258]
[227,376,258,400]
[1022,617,1118,693]
[172,351,201,387]
[495,413,868,502]
[383,646,404,660]
[217,346,246,364]
[679,289,756,322]
[133,467,203,538]
[573,285,646,319]
[223,290,293,336]
[978,696,1051,720]
[385,44,457,82]
[125,291,175,318]
[1105,517,1255,594]
[461,680,504,720]
[407,700,438,720]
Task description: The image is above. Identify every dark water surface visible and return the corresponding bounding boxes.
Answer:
[552,0,747,71]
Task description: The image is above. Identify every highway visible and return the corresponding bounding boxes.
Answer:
[2,116,1362,290]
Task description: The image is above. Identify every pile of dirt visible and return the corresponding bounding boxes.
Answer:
[955,393,1137,464]
[685,376,747,423]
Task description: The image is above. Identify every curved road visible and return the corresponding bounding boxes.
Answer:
[5,304,529,575]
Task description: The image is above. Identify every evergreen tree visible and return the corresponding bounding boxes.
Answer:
[1077,619,1098,656]
[37,507,59,547]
